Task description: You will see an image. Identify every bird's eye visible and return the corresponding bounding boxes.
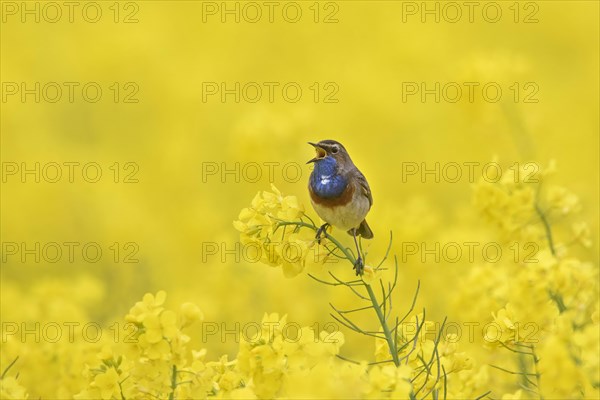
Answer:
[331,146,339,154]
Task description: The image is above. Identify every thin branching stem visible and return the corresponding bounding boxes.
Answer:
[328,271,365,288]
[284,220,409,369]
[442,365,447,400]
[534,182,556,256]
[380,279,388,319]
[401,310,425,365]
[380,263,399,319]
[364,282,401,366]
[474,391,492,400]
[1,356,19,380]
[398,281,421,325]
[376,231,394,269]
[498,341,536,357]
[489,364,538,377]
[535,204,556,256]
[337,304,374,314]
[530,345,543,400]
[335,354,361,364]
[169,365,177,400]
[307,273,345,286]
[330,272,370,300]
[413,317,446,395]
[329,313,386,340]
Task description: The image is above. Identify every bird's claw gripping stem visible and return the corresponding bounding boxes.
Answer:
[315,223,330,245]
[353,256,364,276]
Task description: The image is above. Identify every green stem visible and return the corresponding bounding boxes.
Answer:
[365,283,400,366]
[118,380,127,400]
[277,221,355,261]
[535,204,556,256]
[534,183,555,257]
[280,220,400,366]
[531,346,543,400]
[1,356,18,379]
[548,290,567,314]
[169,365,177,400]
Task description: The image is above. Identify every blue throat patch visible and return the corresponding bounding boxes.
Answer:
[310,157,348,198]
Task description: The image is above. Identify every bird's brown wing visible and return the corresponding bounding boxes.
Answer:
[355,170,373,207]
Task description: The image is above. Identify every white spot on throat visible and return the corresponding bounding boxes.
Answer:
[320,174,332,185]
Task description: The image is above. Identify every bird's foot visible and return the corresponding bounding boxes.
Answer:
[353,257,364,276]
[315,223,330,245]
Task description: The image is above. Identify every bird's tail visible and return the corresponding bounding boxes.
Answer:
[348,219,374,239]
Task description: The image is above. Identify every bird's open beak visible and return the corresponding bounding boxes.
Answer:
[307,142,327,164]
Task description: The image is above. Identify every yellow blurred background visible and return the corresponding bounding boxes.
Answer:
[1,1,598,397]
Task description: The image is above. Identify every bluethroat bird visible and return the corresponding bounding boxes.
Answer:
[307,140,373,275]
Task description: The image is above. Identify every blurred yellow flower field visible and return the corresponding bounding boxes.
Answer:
[1,1,598,399]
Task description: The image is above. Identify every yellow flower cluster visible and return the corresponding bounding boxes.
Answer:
[2,162,597,399]
[234,184,328,277]
[237,313,344,398]
[73,292,431,399]
[473,160,591,252]
[229,173,597,399]
[373,312,488,399]
[459,161,599,397]
[75,291,236,399]
[0,277,107,399]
